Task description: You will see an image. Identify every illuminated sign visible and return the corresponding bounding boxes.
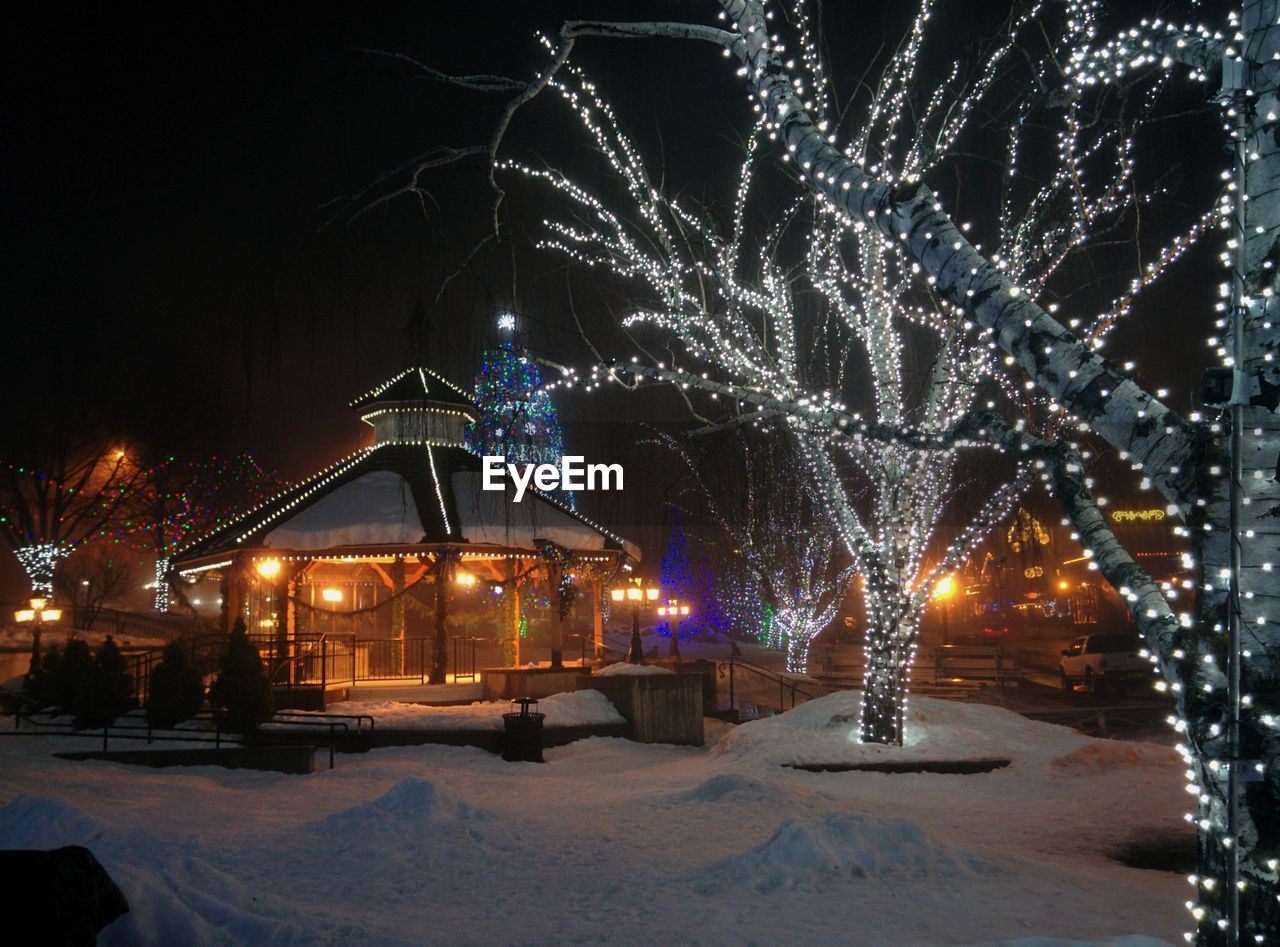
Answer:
[1110,508,1166,523]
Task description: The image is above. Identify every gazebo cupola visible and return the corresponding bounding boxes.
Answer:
[350,367,477,449]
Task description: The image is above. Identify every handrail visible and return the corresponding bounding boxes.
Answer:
[0,709,358,769]
[717,657,822,715]
[271,710,376,733]
[565,633,631,664]
[722,657,821,698]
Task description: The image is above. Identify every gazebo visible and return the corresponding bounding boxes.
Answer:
[170,367,637,698]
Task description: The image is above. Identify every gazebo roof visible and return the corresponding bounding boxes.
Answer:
[348,367,475,414]
[173,370,638,569]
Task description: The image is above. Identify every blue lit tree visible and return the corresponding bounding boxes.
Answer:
[658,509,695,644]
[467,313,575,509]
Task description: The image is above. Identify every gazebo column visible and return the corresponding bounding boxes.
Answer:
[547,560,564,670]
[431,549,458,683]
[275,559,308,685]
[503,558,521,667]
[391,557,405,675]
[591,577,604,661]
[223,553,245,636]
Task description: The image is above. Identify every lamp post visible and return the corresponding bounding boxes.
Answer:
[15,597,62,680]
[932,575,956,647]
[610,579,660,664]
[656,600,694,659]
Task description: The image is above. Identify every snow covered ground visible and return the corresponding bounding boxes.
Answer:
[275,690,626,731]
[0,691,1190,946]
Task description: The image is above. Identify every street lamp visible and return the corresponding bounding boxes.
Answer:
[933,575,956,647]
[656,599,695,659]
[15,596,62,679]
[610,579,661,664]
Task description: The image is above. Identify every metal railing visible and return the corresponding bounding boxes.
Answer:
[717,657,821,716]
[0,709,374,769]
[246,634,509,687]
[564,633,632,665]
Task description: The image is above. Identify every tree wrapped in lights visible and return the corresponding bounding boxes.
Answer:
[507,4,1196,742]
[370,0,1278,935]
[666,431,852,673]
[468,315,576,509]
[0,442,141,597]
[657,509,694,642]
[122,451,280,611]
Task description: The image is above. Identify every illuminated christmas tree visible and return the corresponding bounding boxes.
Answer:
[657,510,694,643]
[468,312,575,509]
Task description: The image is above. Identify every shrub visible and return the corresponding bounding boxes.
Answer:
[25,644,63,708]
[146,641,204,729]
[73,635,135,730]
[208,617,273,734]
[56,638,94,715]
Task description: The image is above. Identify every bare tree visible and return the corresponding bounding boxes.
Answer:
[366,0,1277,937]
[0,432,141,597]
[53,544,136,631]
[664,430,853,672]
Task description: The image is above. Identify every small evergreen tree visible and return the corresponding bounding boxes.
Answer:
[56,638,94,715]
[145,641,203,729]
[209,617,273,734]
[25,644,62,708]
[74,635,134,730]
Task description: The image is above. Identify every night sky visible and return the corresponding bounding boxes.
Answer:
[2,1,1220,598]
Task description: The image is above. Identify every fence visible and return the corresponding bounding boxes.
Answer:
[244,633,504,688]
[815,643,1020,691]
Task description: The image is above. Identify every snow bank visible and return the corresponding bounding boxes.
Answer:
[315,688,624,731]
[669,772,807,807]
[0,795,104,848]
[1049,742,1174,775]
[318,777,485,851]
[974,939,1171,947]
[711,690,1153,770]
[693,812,996,892]
[593,662,674,677]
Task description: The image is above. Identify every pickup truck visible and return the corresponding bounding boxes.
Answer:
[1059,632,1153,695]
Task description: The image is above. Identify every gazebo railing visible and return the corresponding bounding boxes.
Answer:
[247,633,508,688]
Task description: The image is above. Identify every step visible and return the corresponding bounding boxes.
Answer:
[346,680,486,704]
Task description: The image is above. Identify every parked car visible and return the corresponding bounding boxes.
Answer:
[1059,632,1153,694]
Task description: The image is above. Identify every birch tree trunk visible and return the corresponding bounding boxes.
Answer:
[709,1,1279,938]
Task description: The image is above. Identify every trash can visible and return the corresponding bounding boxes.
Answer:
[502,697,545,763]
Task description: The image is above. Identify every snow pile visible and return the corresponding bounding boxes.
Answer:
[694,812,996,892]
[0,795,104,848]
[669,772,806,807]
[593,662,674,677]
[1050,742,1174,775]
[104,853,343,946]
[316,688,624,730]
[712,690,1126,769]
[318,777,486,851]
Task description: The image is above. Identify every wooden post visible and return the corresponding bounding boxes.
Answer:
[432,552,456,683]
[548,560,564,669]
[504,558,521,667]
[222,554,244,636]
[391,557,406,675]
[591,578,604,661]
